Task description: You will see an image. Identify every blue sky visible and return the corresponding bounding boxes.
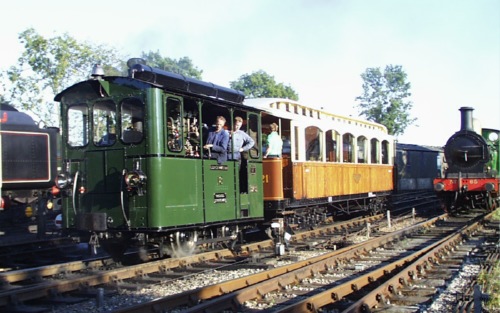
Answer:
[1,0,498,146]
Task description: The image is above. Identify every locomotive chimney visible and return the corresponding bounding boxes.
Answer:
[459,107,474,132]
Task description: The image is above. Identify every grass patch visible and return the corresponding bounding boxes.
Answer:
[477,261,500,311]
[477,207,500,310]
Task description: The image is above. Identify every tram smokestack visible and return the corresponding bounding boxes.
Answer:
[459,107,474,132]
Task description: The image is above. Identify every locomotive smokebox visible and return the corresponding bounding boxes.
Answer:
[459,107,474,132]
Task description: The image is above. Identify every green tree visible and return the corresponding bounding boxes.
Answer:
[355,65,415,136]
[0,28,121,126]
[230,70,299,100]
[140,50,203,79]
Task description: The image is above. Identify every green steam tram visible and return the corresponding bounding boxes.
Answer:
[55,59,264,257]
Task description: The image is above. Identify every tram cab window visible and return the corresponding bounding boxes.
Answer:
[94,101,117,147]
[121,98,144,144]
[183,99,200,157]
[67,104,89,147]
[165,97,201,156]
[166,98,182,152]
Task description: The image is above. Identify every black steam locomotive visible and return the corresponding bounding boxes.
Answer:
[433,107,500,213]
[0,103,60,234]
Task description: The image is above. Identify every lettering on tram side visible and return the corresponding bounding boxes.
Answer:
[214,193,227,203]
[210,165,228,171]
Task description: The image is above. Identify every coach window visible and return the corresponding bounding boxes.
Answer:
[357,136,367,163]
[166,97,182,152]
[121,98,144,144]
[93,101,117,147]
[371,138,380,163]
[305,126,322,161]
[67,104,89,147]
[326,130,340,162]
[381,140,390,164]
[343,133,354,163]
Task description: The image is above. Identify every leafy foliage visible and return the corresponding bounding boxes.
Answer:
[355,65,415,136]
[0,28,121,126]
[230,70,298,100]
[140,50,203,79]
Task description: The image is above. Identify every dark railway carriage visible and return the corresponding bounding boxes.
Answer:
[54,59,264,256]
[395,143,443,192]
[433,107,500,212]
[0,103,59,230]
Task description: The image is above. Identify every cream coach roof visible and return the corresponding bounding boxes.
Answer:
[243,98,392,141]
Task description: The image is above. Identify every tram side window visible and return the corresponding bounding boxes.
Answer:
[183,99,200,157]
[67,104,89,147]
[166,98,182,152]
[94,101,117,147]
[121,98,144,144]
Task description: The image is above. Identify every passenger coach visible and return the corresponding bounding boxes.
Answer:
[245,98,395,229]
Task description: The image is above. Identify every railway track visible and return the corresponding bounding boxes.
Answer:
[105,210,495,313]
[0,197,445,312]
[0,212,418,312]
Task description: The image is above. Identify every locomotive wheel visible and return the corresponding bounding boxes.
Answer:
[170,231,198,257]
[486,193,496,211]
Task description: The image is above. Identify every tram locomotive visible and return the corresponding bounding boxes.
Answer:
[0,103,60,229]
[433,107,500,212]
[54,59,394,257]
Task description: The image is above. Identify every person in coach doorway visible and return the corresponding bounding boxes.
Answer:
[264,122,283,158]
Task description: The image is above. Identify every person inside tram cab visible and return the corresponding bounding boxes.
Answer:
[264,122,283,158]
[98,128,116,146]
[123,116,143,143]
[203,116,229,164]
